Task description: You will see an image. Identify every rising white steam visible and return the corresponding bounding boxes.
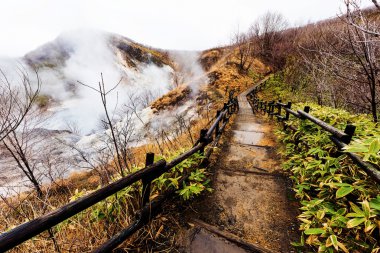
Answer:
[0,30,209,194]
[24,29,174,134]
[169,50,208,94]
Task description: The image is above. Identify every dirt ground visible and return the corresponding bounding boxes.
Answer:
[175,87,300,253]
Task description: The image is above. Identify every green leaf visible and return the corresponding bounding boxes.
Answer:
[370,197,380,211]
[350,202,364,216]
[336,208,347,215]
[332,183,352,187]
[168,176,181,189]
[363,153,371,161]
[346,212,365,218]
[343,146,368,153]
[347,217,366,228]
[316,210,325,220]
[304,228,326,235]
[336,186,354,198]
[362,200,370,219]
[368,138,380,154]
[337,242,350,253]
[329,235,338,250]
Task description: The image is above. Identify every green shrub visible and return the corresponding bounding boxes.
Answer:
[152,150,212,201]
[276,103,380,252]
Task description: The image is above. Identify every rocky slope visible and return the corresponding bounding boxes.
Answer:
[0,30,208,195]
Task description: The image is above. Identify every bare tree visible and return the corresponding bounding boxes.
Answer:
[0,68,40,142]
[60,138,114,186]
[110,109,137,173]
[1,108,51,197]
[297,1,380,121]
[249,12,288,59]
[78,74,138,176]
[78,74,128,176]
[138,89,157,108]
[343,0,380,121]
[299,53,340,107]
[174,112,195,145]
[345,0,380,36]
[124,92,146,125]
[231,31,254,73]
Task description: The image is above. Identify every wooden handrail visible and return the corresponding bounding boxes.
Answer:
[206,110,226,138]
[0,160,166,252]
[297,110,350,141]
[0,96,239,252]
[245,84,379,184]
[283,107,300,118]
[330,136,380,183]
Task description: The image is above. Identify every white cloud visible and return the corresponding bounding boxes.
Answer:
[0,0,373,57]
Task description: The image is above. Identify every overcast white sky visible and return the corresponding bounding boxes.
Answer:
[0,0,371,57]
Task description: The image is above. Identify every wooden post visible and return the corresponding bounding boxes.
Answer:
[223,110,228,123]
[269,101,275,118]
[263,101,266,114]
[141,153,155,206]
[342,124,356,144]
[215,110,221,138]
[278,100,282,116]
[285,102,292,120]
[301,106,310,120]
[199,129,208,153]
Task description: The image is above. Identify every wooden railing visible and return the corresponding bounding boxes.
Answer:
[0,97,239,253]
[246,83,380,184]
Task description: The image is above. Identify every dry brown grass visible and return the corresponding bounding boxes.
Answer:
[150,85,191,113]
[114,37,173,69]
[0,44,269,252]
[204,47,270,97]
[199,48,224,71]
[0,102,218,252]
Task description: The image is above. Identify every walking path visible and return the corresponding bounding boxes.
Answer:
[178,85,299,252]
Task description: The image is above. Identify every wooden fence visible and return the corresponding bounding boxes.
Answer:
[0,97,239,253]
[246,83,380,184]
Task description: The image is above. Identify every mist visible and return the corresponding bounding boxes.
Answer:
[0,29,212,194]
[24,29,174,134]
[0,29,211,138]
[170,51,209,95]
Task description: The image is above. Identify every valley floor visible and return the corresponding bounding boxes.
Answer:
[176,86,300,252]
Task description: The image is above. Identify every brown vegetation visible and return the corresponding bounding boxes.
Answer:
[0,15,271,252]
[199,48,224,71]
[114,37,173,69]
[232,3,380,122]
[207,52,269,95]
[0,106,218,252]
[150,85,192,112]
